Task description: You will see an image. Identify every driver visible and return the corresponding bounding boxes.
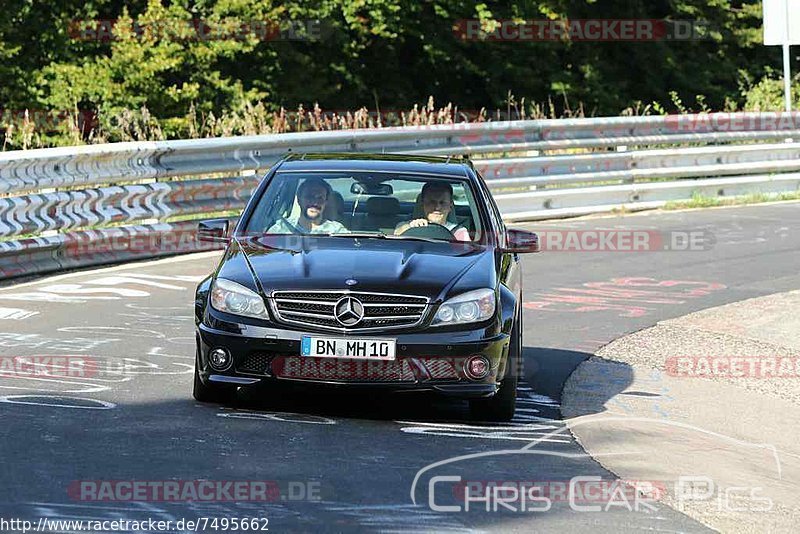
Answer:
[395,182,470,241]
[267,178,348,234]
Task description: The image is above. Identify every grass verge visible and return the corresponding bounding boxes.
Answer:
[664,190,800,210]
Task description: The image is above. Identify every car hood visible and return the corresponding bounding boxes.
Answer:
[233,236,496,301]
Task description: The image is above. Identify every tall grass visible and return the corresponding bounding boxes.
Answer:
[1,93,582,150]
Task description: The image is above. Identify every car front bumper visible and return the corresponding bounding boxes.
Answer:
[196,320,512,399]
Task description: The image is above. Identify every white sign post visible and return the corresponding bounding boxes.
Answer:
[764,0,800,111]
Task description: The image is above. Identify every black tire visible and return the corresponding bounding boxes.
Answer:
[192,348,237,405]
[470,307,521,422]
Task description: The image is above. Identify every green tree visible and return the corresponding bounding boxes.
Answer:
[0,0,790,148]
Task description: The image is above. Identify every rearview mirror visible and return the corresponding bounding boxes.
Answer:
[504,229,540,253]
[351,182,394,195]
[198,219,230,243]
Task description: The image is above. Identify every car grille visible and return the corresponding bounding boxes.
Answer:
[237,351,275,375]
[237,351,462,383]
[269,291,429,332]
[272,356,416,382]
[417,357,461,380]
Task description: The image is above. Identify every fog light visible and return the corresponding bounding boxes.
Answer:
[209,348,232,371]
[464,355,491,380]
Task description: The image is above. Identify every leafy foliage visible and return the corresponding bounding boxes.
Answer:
[0,0,787,148]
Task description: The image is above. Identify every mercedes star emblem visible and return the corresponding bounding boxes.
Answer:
[334,296,365,327]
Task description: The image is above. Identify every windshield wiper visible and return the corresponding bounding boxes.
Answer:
[326,232,389,239]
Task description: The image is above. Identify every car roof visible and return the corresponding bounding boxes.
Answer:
[277,153,473,177]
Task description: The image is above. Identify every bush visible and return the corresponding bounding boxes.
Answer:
[742,73,800,111]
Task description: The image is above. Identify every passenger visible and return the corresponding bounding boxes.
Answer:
[267,178,348,234]
[395,182,470,241]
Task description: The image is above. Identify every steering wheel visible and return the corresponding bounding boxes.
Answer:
[399,223,454,240]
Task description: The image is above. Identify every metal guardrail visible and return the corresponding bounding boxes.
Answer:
[0,220,218,279]
[476,142,800,188]
[495,173,800,221]
[1,112,800,279]
[0,177,255,238]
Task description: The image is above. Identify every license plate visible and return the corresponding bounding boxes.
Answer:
[301,336,396,361]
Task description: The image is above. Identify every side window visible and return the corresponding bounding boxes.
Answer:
[245,175,298,233]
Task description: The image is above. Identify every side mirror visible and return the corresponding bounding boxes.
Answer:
[198,219,230,243]
[504,229,540,253]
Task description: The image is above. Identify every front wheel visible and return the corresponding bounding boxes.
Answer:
[469,309,521,422]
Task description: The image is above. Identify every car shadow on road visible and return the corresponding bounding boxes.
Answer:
[221,345,633,424]
[522,346,635,419]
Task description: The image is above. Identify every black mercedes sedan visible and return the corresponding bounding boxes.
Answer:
[193,153,539,421]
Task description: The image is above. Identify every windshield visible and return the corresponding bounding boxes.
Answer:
[241,171,485,243]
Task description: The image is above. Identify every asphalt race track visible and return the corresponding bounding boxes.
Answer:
[1,202,799,533]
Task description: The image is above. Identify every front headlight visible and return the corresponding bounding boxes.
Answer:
[210,278,267,320]
[432,288,496,326]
